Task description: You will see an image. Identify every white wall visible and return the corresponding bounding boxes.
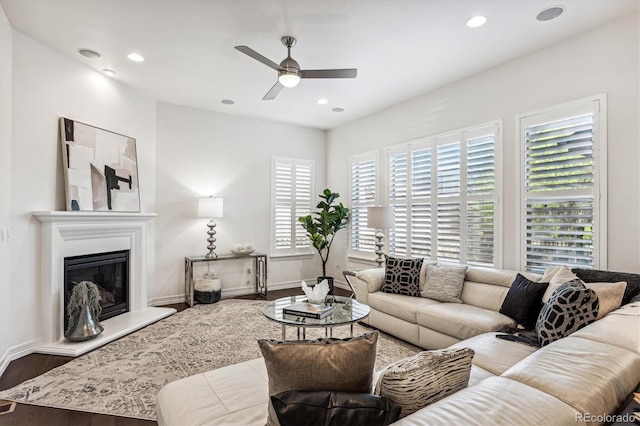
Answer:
[1,29,156,372]
[327,14,640,274]
[153,102,326,303]
[0,4,13,374]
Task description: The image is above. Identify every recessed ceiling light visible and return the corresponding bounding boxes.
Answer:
[127,53,145,62]
[537,6,565,22]
[221,99,235,105]
[78,48,101,59]
[317,98,328,105]
[332,107,344,113]
[102,69,116,76]
[466,15,487,28]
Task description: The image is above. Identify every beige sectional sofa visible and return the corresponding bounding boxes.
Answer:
[351,264,543,349]
[156,264,640,425]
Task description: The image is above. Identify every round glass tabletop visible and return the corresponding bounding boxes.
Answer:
[262,295,370,329]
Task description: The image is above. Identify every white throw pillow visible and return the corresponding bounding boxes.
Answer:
[421,264,467,303]
[584,281,627,319]
[541,265,579,302]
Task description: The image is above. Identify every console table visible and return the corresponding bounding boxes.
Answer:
[184,253,268,307]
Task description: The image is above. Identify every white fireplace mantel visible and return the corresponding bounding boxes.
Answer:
[33,211,175,356]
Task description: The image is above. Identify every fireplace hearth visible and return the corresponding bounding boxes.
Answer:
[33,211,176,357]
[64,250,130,331]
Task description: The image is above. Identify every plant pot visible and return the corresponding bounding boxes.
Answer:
[317,276,334,294]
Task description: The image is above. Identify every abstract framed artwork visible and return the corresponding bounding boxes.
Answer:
[60,117,141,212]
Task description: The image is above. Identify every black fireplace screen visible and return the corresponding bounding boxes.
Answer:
[63,250,129,330]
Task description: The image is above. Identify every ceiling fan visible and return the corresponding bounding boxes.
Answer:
[235,36,357,100]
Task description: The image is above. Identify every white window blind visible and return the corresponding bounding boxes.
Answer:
[349,152,377,257]
[520,97,605,272]
[271,157,314,256]
[387,123,499,266]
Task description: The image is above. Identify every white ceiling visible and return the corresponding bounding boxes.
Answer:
[1,0,637,130]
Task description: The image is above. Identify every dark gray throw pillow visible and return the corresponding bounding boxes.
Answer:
[499,274,549,330]
[572,268,640,305]
[381,255,423,297]
[536,280,599,347]
[271,391,401,426]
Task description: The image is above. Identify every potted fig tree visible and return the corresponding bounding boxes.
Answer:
[298,189,349,293]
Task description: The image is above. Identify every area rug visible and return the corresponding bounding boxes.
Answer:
[0,299,421,420]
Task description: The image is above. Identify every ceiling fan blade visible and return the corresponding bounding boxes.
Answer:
[235,46,283,71]
[300,68,357,79]
[263,81,284,100]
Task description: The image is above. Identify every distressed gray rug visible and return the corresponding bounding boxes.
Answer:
[0,299,420,420]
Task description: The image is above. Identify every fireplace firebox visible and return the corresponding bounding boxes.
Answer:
[63,250,130,331]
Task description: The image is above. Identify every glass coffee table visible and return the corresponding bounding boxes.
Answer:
[262,295,370,341]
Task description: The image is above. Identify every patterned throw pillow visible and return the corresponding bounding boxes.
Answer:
[381,256,423,297]
[374,348,474,418]
[421,263,467,303]
[535,280,599,347]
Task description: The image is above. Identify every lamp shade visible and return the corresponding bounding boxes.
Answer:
[198,197,223,218]
[367,206,394,230]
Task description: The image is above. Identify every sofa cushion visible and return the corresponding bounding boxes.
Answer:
[464,266,542,288]
[499,274,549,330]
[421,263,467,303]
[374,348,474,418]
[271,391,400,426]
[583,281,626,319]
[389,376,580,426]
[502,335,640,418]
[156,358,269,426]
[369,291,440,324]
[381,256,423,297]
[448,332,538,376]
[417,303,515,340]
[459,281,510,312]
[535,280,599,346]
[258,333,378,426]
[570,302,640,354]
[572,267,640,305]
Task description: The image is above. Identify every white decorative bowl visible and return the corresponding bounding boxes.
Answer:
[230,248,255,256]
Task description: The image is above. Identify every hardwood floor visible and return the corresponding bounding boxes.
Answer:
[0,287,351,425]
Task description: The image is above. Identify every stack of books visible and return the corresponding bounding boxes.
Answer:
[283,302,334,319]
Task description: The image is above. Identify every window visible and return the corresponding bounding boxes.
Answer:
[519,96,606,272]
[271,157,314,256]
[349,151,377,257]
[386,123,500,267]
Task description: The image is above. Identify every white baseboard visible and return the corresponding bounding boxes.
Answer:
[0,338,40,377]
[148,294,185,306]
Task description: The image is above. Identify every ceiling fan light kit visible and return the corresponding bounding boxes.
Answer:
[235,36,357,100]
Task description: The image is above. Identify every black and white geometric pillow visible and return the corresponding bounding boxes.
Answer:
[381,255,424,297]
[535,279,599,347]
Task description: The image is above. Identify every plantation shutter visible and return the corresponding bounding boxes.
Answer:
[386,123,499,266]
[387,147,408,256]
[520,98,603,272]
[466,130,496,266]
[271,157,314,256]
[436,139,461,261]
[349,152,377,256]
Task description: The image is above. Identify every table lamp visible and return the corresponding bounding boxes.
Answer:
[198,197,223,258]
[367,206,394,268]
